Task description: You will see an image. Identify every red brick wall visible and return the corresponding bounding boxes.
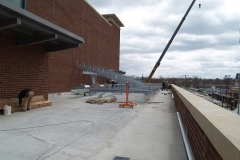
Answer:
[172,89,223,160]
[27,0,121,92]
[0,33,49,99]
[0,0,121,98]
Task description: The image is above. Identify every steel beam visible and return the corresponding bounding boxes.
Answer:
[45,44,80,52]
[0,18,21,30]
[16,34,58,45]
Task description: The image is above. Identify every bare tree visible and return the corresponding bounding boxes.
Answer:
[215,78,220,85]
[223,75,232,89]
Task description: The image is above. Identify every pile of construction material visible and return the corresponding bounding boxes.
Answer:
[86,96,117,105]
[0,95,52,114]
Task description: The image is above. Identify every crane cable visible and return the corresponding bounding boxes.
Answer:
[199,0,203,78]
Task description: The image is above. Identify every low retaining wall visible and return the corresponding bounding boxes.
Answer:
[172,85,240,160]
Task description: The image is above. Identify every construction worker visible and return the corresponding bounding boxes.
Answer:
[162,81,166,91]
[18,89,34,111]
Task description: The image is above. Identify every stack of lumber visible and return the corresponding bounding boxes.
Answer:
[30,95,52,109]
[0,95,52,113]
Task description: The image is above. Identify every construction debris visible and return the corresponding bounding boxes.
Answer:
[111,96,117,102]
[98,94,105,98]
[86,96,117,104]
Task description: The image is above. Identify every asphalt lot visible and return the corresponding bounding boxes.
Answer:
[0,90,186,160]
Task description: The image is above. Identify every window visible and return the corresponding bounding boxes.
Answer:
[7,0,26,9]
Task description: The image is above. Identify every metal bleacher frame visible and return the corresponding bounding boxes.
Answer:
[75,63,160,95]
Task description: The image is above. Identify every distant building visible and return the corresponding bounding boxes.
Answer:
[0,0,124,99]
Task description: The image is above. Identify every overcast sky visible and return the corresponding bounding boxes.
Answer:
[87,0,240,79]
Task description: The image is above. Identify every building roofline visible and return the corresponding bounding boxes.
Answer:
[102,14,124,29]
[84,0,124,29]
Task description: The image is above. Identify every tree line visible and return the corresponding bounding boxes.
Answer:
[132,75,237,89]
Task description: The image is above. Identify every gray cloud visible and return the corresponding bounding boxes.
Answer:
[87,0,240,79]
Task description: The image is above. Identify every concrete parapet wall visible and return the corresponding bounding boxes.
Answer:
[172,85,240,160]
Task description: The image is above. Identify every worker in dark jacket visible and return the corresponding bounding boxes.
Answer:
[162,81,166,91]
[18,89,34,111]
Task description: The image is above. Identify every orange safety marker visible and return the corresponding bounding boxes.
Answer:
[119,81,137,108]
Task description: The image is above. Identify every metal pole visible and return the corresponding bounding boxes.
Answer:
[183,75,189,89]
[176,112,195,160]
[222,92,224,107]
[126,82,129,103]
[211,91,213,102]
[238,31,240,114]
[238,30,240,114]
[238,77,240,115]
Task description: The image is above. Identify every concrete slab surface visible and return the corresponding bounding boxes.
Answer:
[0,90,186,160]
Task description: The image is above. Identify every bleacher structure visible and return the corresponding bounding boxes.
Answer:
[76,63,160,94]
[76,63,145,87]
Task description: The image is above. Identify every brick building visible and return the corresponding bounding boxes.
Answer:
[0,0,124,99]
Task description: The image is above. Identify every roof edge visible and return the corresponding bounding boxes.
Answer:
[84,0,124,29]
[84,0,112,27]
[102,14,124,29]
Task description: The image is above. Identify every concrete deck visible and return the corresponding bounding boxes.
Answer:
[0,90,186,160]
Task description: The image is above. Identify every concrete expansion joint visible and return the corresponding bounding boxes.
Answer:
[25,132,56,145]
